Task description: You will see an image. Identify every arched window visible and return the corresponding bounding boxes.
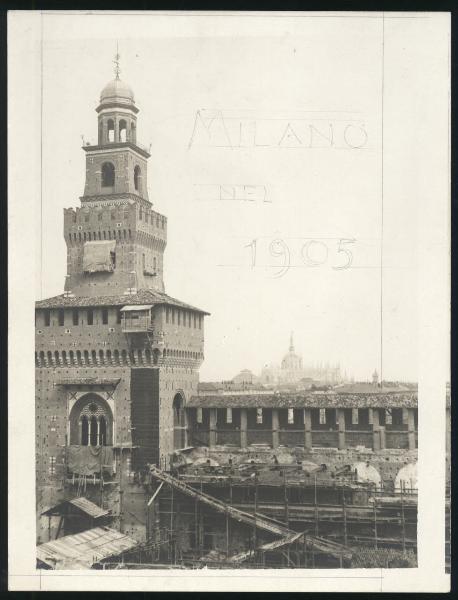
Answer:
[145,349,151,364]
[119,119,127,142]
[98,122,103,145]
[122,349,127,364]
[70,394,113,447]
[90,416,98,446]
[69,350,74,364]
[54,351,59,364]
[91,350,97,364]
[131,122,136,143]
[62,350,67,364]
[114,349,120,365]
[99,349,104,364]
[76,350,82,365]
[101,162,115,187]
[107,119,115,143]
[81,416,89,446]
[134,166,141,192]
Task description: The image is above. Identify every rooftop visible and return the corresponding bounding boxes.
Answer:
[187,391,418,409]
[36,526,137,569]
[41,497,111,519]
[35,288,210,314]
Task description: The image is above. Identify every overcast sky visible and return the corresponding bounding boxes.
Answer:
[35,13,429,382]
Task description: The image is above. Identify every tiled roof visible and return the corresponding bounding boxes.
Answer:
[35,288,210,314]
[187,392,418,409]
[36,526,138,569]
[41,497,111,519]
[333,383,411,394]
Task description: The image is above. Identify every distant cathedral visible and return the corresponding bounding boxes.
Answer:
[259,333,342,386]
[35,56,208,542]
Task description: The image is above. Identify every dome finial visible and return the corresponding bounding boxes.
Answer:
[113,42,121,80]
[289,331,294,352]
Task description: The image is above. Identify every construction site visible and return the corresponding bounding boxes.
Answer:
[37,440,418,570]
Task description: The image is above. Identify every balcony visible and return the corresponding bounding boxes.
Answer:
[120,305,154,333]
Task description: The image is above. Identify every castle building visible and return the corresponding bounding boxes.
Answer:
[35,63,208,542]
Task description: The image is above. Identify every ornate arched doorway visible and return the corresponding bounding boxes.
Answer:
[69,393,114,446]
[173,393,186,450]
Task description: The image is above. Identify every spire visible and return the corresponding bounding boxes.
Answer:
[113,42,121,79]
[372,369,379,385]
[289,331,294,352]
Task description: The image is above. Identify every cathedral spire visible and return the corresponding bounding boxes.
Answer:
[289,331,294,352]
[113,42,121,79]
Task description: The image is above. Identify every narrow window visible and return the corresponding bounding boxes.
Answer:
[119,119,127,142]
[385,409,392,425]
[134,165,141,192]
[100,416,107,446]
[319,408,326,425]
[256,408,263,424]
[288,408,294,424]
[107,119,115,142]
[87,309,94,325]
[81,417,88,445]
[139,207,143,220]
[368,409,374,425]
[352,408,359,425]
[197,408,203,424]
[102,308,109,325]
[98,212,103,221]
[90,416,98,446]
[101,162,115,187]
[117,309,122,324]
[131,122,136,143]
[44,310,51,327]
[226,407,232,424]
[58,309,65,326]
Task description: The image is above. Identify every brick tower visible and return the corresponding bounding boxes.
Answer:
[35,57,208,542]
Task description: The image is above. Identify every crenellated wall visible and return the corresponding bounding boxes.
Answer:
[63,202,167,295]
